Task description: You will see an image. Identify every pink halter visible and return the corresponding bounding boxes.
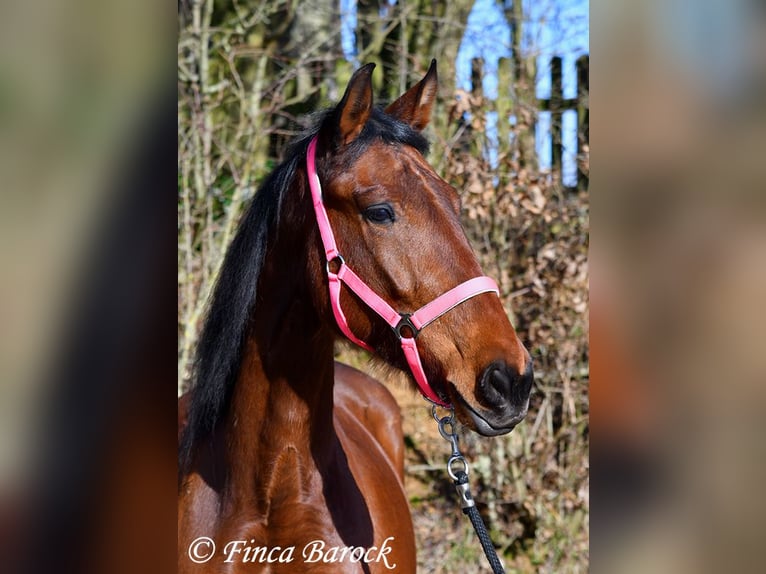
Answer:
[307,136,499,408]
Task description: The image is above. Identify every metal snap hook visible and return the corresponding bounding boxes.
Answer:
[447,455,470,481]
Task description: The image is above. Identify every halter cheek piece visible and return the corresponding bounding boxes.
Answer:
[307,137,499,408]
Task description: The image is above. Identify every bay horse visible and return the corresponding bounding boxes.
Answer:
[178,61,534,573]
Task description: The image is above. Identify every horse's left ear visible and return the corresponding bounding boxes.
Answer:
[385,59,438,131]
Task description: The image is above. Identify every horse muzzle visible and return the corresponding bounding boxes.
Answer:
[456,360,534,436]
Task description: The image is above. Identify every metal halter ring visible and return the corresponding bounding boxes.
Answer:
[393,313,420,340]
[326,254,345,275]
[432,404,453,425]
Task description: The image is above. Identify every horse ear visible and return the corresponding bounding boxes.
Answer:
[335,63,375,146]
[385,59,438,131]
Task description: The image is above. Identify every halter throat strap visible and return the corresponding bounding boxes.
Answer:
[306,136,499,408]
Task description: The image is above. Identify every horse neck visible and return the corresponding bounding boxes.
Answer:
[222,200,338,506]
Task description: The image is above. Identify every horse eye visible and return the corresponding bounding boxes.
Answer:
[363,203,396,224]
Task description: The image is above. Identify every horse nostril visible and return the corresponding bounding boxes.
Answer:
[488,364,512,397]
[479,362,514,407]
[480,361,534,408]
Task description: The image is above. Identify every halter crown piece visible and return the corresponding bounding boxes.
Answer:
[306,136,500,408]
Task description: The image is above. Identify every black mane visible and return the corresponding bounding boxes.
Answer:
[179,107,429,475]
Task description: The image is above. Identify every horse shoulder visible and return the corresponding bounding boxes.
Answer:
[333,361,405,479]
[333,363,416,573]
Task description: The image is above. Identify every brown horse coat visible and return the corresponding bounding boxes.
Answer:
[178,61,533,573]
[178,363,414,573]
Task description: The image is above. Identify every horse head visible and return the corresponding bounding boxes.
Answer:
[305,61,533,436]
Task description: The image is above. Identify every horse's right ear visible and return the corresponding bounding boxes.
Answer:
[333,63,375,146]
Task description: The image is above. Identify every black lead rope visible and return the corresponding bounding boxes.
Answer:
[453,471,506,574]
[432,407,506,574]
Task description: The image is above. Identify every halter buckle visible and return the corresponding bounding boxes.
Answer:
[393,313,420,340]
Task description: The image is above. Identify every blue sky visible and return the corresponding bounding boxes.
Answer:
[340,0,590,185]
[456,0,589,184]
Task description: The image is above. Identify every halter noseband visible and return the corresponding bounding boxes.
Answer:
[307,136,499,408]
